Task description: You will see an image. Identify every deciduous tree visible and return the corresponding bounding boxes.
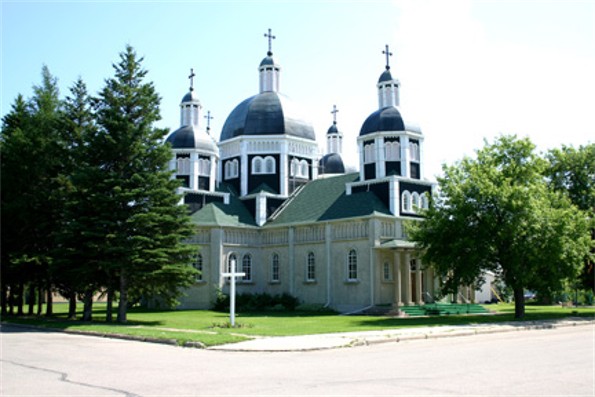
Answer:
[410,136,592,318]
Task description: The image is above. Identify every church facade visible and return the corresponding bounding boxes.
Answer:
[165,35,439,313]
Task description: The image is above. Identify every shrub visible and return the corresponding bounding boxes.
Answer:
[211,291,300,312]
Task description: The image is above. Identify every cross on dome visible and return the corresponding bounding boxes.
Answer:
[331,104,339,125]
[264,28,276,56]
[382,44,393,70]
[188,68,196,91]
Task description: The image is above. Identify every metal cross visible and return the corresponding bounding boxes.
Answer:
[331,104,339,124]
[188,68,196,91]
[204,110,214,133]
[264,28,276,56]
[382,44,393,70]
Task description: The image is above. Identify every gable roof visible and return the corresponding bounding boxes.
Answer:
[189,196,257,228]
[265,173,391,226]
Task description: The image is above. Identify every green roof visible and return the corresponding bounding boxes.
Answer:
[189,197,256,228]
[265,173,391,226]
[248,183,276,195]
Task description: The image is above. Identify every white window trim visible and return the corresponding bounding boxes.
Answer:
[193,253,203,282]
[402,190,412,213]
[242,254,252,282]
[271,253,280,283]
[347,249,358,281]
[252,155,276,175]
[306,252,316,282]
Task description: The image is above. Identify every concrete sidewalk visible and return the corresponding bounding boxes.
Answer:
[209,317,595,352]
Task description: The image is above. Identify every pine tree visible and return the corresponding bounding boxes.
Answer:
[1,95,33,315]
[52,77,103,320]
[94,46,196,323]
[0,66,64,316]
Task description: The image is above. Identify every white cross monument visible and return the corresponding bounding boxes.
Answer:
[221,258,245,327]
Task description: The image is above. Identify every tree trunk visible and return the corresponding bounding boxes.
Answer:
[82,290,93,322]
[68,292,77,320]
[513,286,525,319]
[27,285,34,315]
[45,282,53,316]
[117,272,127,324]
[7,286,14,315]
[16,283,24,315]
[1,283,8,316]
[106,286,113,323]
[36,285,43,315]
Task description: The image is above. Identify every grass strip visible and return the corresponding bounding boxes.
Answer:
[3,303,593,347]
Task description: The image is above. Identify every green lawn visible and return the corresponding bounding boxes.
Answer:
[3,303,593,347]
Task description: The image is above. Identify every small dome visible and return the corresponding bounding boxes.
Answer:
[378,69,393,83]
[360,106,421,136]
[220,91,316,142]
[181,89,200,103]
[259,55,276,68]
[327,123,339,134]
[319,153,345,174]
[166,125,217,155]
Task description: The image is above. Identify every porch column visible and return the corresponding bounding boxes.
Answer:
[415,258,423,304]
[403,252,412,305]
[393,251,402,307]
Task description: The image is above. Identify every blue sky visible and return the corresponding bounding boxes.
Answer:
[2,0,594,179]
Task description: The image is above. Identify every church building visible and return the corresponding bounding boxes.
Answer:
[165,32,438,313]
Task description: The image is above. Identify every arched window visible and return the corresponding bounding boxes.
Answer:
[421,192,430,210]
[227,253,238,273]
[402,190,411,213]
[225,160,238,179]
[306,252,316,281]
[300,160,308,178]
[232,159,239,178]
[264,156,275,174]
[242,254,252,282]
[271,253,280,282]
[198,159,210,176]
[348,249,358,280]
[290,159,309,178]
[385,141,400,161]
[252,156,263,174]
[193,253,203,281]
[410,142,420,162]
[412,192,420,211]
[177,157,191,174]
[364,143,376,164]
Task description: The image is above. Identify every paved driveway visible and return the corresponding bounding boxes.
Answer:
[1,324,593,396]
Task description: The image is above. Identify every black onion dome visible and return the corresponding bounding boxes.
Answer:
[378,69,393,83]
[327,123,339,134]
[166,125,217,154]
[181,89,200,103]
[319,153,345,174]
[259,55,276,67]
[220,92,316,142]
[359,106,421,136]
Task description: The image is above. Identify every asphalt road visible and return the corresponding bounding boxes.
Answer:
[1,324,593,396]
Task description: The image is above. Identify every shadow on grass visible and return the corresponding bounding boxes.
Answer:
[354,311,594,329]
[1,314,163,329]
